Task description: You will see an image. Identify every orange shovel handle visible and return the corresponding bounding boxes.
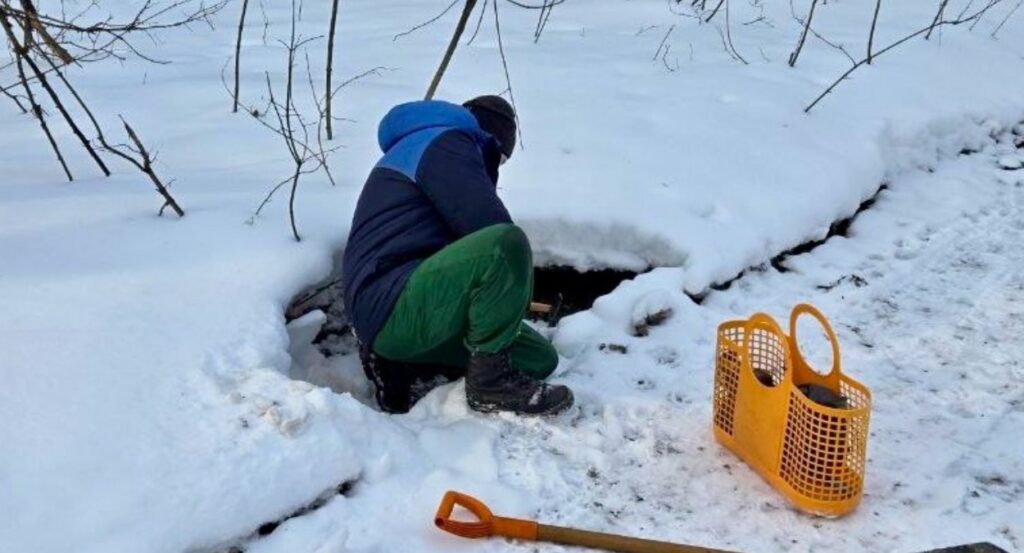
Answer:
[434,491,538,541]
[435,491,740,553]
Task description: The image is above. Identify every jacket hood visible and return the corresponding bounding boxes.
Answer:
[377,100,490,152]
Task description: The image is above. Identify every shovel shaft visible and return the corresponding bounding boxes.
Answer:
[537,524,739,553]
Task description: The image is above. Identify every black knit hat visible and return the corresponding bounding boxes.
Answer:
[463,95,517,158]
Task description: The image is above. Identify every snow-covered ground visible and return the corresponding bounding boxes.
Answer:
[1,0,1023,552]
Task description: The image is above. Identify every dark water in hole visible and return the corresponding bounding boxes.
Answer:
[286,265,642,334]
[531,266,641,320]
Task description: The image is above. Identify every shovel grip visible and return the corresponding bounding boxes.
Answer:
[539,524,740,553]
[434,491,538,541]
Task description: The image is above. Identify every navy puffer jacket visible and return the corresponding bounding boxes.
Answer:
[342,101,512,346]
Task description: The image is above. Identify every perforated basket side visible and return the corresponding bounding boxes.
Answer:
[778,387,870,505]
[837,376,871,488]
[748,325,788,387]
[714,323,744,436]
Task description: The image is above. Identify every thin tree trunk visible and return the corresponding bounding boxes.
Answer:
[926,0,950,39]
[788,0,820,67]
[40,50,107,144]
[288,162,302,241]
[20,0,72,63]
[233,0,249,112]
[425,0,478,100]
[867,0,882,63]
[325,0,340,140]
[0,9,72,180]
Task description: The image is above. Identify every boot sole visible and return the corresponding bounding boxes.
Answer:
[468,391,574,417]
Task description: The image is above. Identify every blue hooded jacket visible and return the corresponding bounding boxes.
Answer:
[342,101,513,346]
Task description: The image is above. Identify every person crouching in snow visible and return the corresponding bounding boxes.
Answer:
[341,96,574,416]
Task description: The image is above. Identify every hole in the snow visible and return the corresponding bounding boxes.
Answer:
[281,262,641,409]
[283,257,373,407]
[531,265,642,322]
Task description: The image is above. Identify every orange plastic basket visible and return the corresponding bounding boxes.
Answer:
[713,304,871,518]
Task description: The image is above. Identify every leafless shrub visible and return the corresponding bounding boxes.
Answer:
[805,1,1008,113]
[788,0,854,67]
[0,0,224,213]
[422,0,564,102]
[238,0,336,241]
[100,117,186,217]
[714,0,747,64]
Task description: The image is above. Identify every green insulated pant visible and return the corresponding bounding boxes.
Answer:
[373,223,558,379]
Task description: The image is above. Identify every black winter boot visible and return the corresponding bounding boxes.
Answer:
[466,351,574,416]
[359,345,413,414]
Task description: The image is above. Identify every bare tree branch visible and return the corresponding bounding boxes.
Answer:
[5,1,110,176]
[652,24,675,61]
[720,0,747,64]
[235,0,339,241]
[788,0,855,67]
[788,0,819,67]
[232,0,248,113]
[1,6,71,180]
[0,72,26,111]
[532,0,554,43]
[926,0,950,39]
[99,116,186,217]
[425,0,477,100]
[867,0,881,64]
[806,2,1006,113]
[492,0,523,147]
[394,0,459,41]
[704,0,726,23]
[466,0,488,45]
[992,0,1023,36]
[325,0,339,139]
[969,0,1000,30]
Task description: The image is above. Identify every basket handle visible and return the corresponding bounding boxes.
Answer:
[740,312,791,386]
[742,312,787,346]
[788,303,840,377]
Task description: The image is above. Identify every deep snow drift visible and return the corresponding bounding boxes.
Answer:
[1,1,1023,552]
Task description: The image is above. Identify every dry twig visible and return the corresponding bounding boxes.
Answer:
[100,117,186,217]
